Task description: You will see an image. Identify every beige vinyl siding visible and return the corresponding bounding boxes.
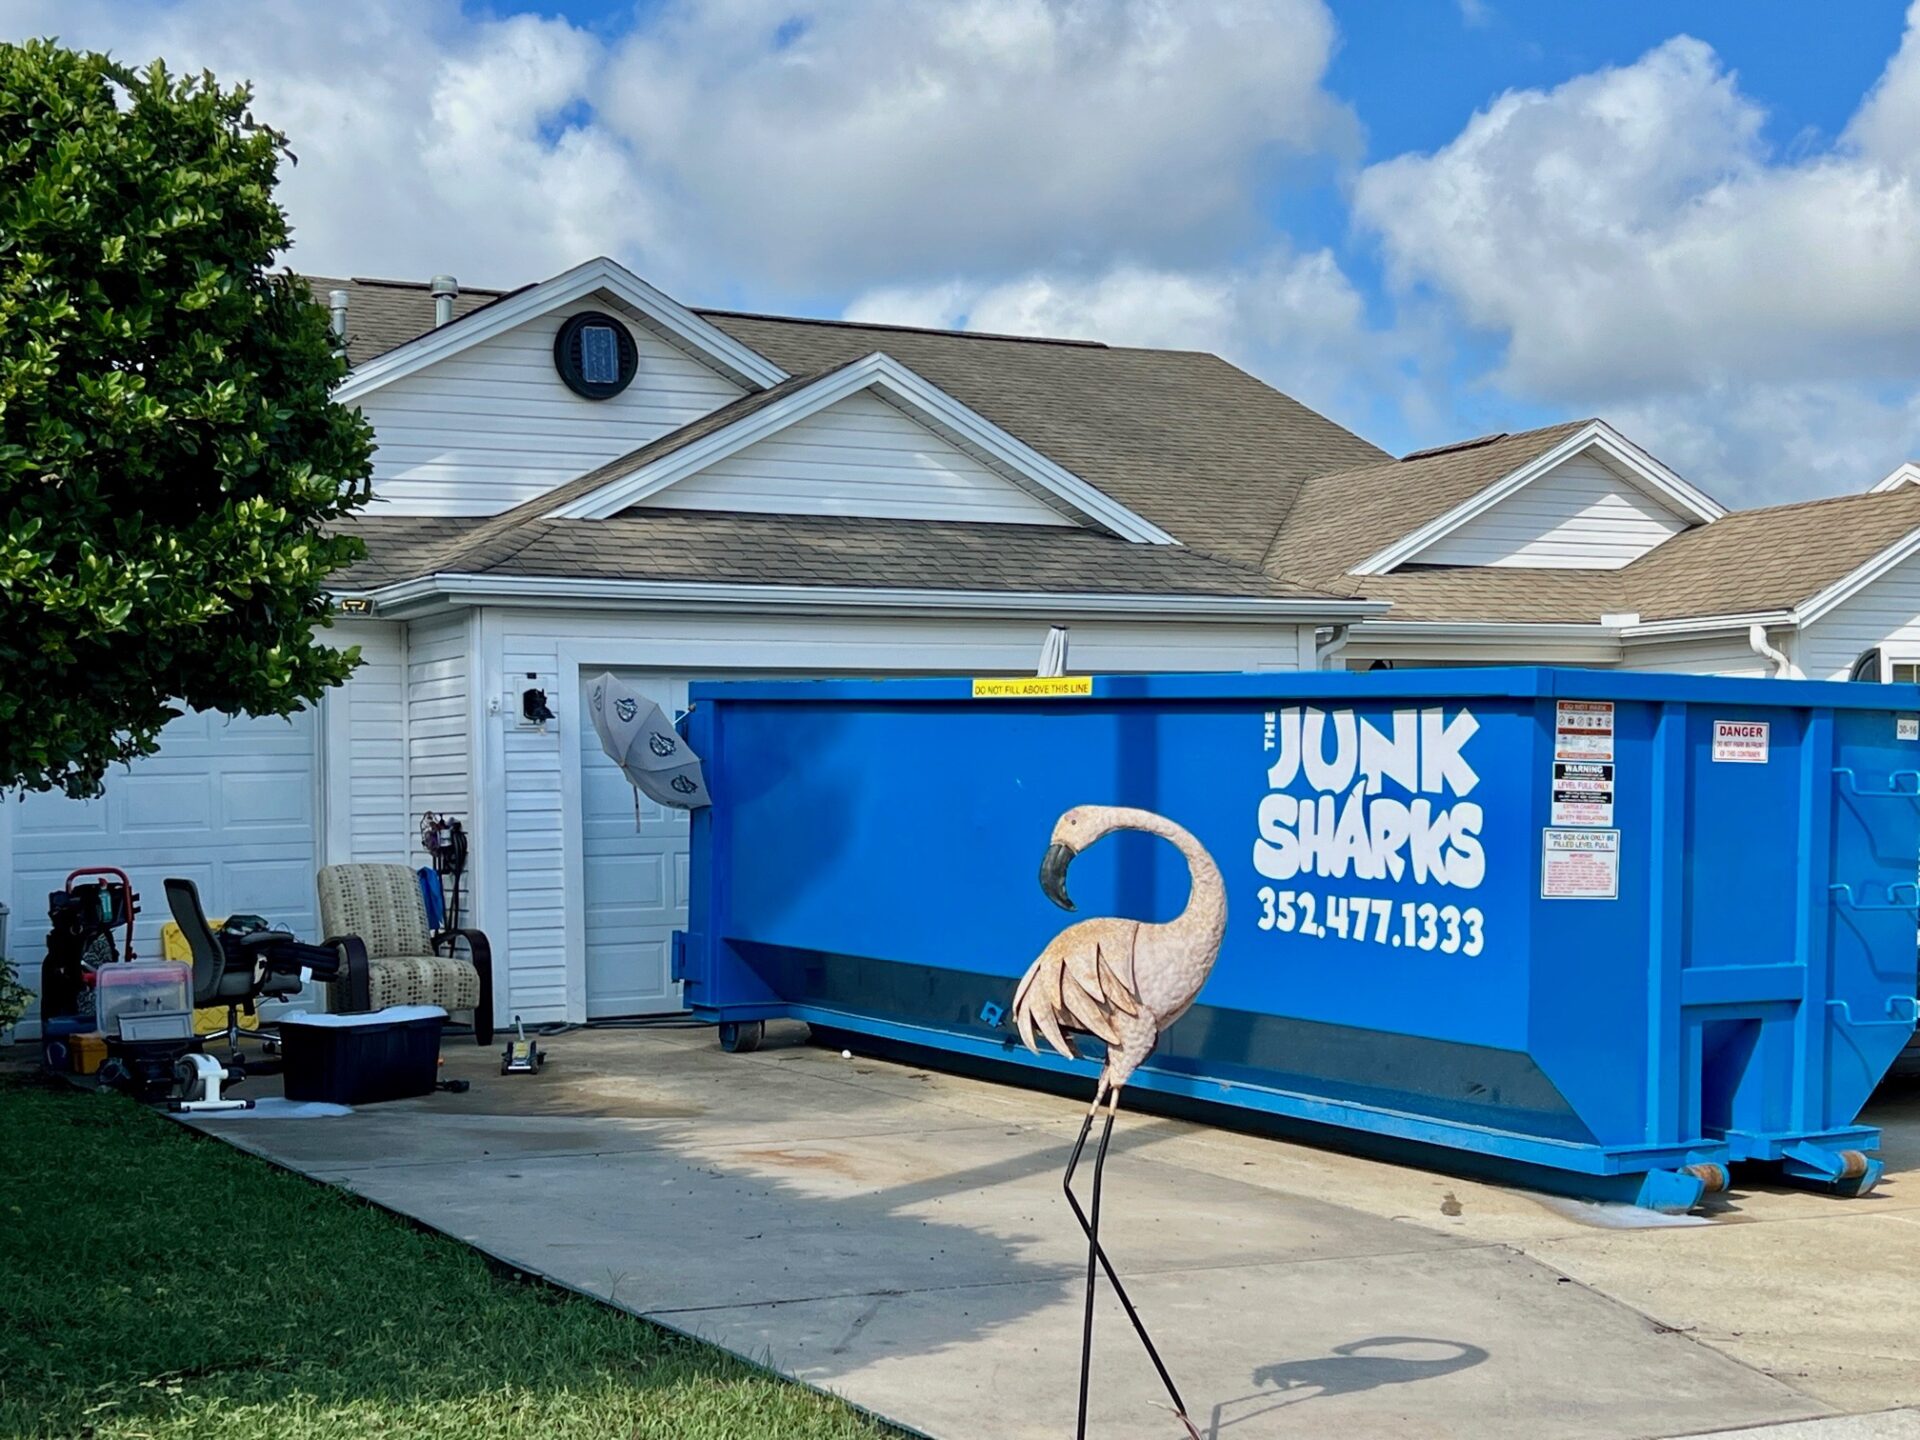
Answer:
[360,300,746,516]
[639,388,1075,526]
[1798,548,1920,679]
[1416,454,1692,570]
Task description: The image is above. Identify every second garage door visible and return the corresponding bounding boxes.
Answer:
[10,708,318,1004]
[578,672,692,1018]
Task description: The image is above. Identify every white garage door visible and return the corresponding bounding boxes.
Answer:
[579,673,691,1018]
[10,708,318,1006]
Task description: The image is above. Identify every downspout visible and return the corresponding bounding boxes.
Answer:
[1315,624,1351,671]
[1748,623,1792,677]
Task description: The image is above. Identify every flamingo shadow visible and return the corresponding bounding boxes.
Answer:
[1207,1336,1489,1436]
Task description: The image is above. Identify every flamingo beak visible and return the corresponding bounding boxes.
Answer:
[1039,842,1078,911]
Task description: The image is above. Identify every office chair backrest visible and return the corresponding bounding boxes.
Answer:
[164,878,226,1004]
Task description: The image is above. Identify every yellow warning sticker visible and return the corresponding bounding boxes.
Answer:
[970,675,1094,699]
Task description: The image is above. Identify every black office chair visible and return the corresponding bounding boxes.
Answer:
[163,878,312,1055]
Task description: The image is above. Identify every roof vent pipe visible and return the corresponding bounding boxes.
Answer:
[430,274,458,327]
[327,288,349,352]
[1748,623,1792,678]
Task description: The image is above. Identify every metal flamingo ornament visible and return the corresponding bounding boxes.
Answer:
[1011,804,1227,1440]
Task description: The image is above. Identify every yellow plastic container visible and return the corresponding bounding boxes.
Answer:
[160,919,258,1035]
[71,1033,108,1075]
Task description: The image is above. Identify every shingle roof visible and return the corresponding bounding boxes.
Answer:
[303,275,523,366]
[1624,485,1920,621]
[1356,486,1920,624]
[332,508,1346,600]
[1267,420,1595,586]
[304,269,1920,629]
[1353,567,1630,624]
[695,311,1390,568]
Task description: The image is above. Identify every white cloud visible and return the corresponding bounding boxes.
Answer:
[1350,9,1920,498]
[600,0,1353,288]
[5,0,1354,295]
[1612,384,1920,507]
[3,0,651,283]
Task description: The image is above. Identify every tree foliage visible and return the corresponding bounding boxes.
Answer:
[0,40,372,797]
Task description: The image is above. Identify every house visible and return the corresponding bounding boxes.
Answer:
[9,256,1920,1029]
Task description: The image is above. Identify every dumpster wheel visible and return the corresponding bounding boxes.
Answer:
[718,1020,764,1054]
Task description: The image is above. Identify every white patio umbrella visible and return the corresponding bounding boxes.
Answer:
[587,672,711,809]
[1037,625,1070,678]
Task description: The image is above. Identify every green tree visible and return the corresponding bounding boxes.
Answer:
[0,40,372,797]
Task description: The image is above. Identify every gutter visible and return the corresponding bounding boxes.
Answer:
[1616,610,1794,639]
[348,573,1393,624]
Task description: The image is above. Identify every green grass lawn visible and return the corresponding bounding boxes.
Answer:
[0,1073,904,1440]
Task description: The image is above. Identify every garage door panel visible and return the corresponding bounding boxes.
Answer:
[124,774,214,833]
[10,708,316,1011]
[220,771,310,828]
[15,794,110,840]
[221,857,319,920]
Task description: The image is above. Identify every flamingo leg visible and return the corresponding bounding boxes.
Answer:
[1063,1090,1201,1440]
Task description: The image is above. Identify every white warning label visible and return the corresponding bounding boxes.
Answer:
[1555,700,1614,762]
[1542,828,1620,900]
[1551,760,1614,827]
[1711,719,1769,764]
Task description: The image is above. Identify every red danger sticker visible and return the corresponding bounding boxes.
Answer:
[1711,720,1769,764]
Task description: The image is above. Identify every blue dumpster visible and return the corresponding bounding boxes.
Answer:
[677,668,1920,1211]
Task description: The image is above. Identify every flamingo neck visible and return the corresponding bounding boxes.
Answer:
[1096,807,1227,944]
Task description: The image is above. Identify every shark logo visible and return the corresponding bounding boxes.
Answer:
[615,696,637,723]
[649,731,677,757]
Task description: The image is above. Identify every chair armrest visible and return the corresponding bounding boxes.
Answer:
[324,934,373,1014]
[435,929,495,1047]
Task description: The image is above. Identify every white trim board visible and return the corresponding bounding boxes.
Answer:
[542,351,1177,544]
[334,256,788,402]
[1795,523,1920,626]
[1870,462,1920,493]
[1351,421,1726,576]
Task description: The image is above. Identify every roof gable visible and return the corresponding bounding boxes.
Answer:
[698,311,1389,566]
[544,352,1174,542]
[1351,421,1723,576]
[1410,447,1695,570]
[1352,486,1920,626]
[331,257,787,403]
[1870,461,1920,493]
[635,386,1076,527]
[1266,420,1593,585]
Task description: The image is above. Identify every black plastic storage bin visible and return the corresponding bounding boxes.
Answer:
[279,1006,446,1105]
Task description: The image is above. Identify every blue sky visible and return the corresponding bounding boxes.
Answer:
[12,0,1920,505]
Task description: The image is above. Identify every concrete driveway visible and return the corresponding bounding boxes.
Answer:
[190,1023,1920,1440]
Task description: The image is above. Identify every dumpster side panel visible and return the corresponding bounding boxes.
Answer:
[682,670,1920,1205]
[698,690,1593,1141]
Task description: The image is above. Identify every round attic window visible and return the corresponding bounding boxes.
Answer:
[553,311,638,400]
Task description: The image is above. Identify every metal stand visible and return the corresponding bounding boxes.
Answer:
[1063,1099,1201,1440]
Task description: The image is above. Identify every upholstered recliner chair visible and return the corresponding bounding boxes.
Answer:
[316,864,493,1044]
